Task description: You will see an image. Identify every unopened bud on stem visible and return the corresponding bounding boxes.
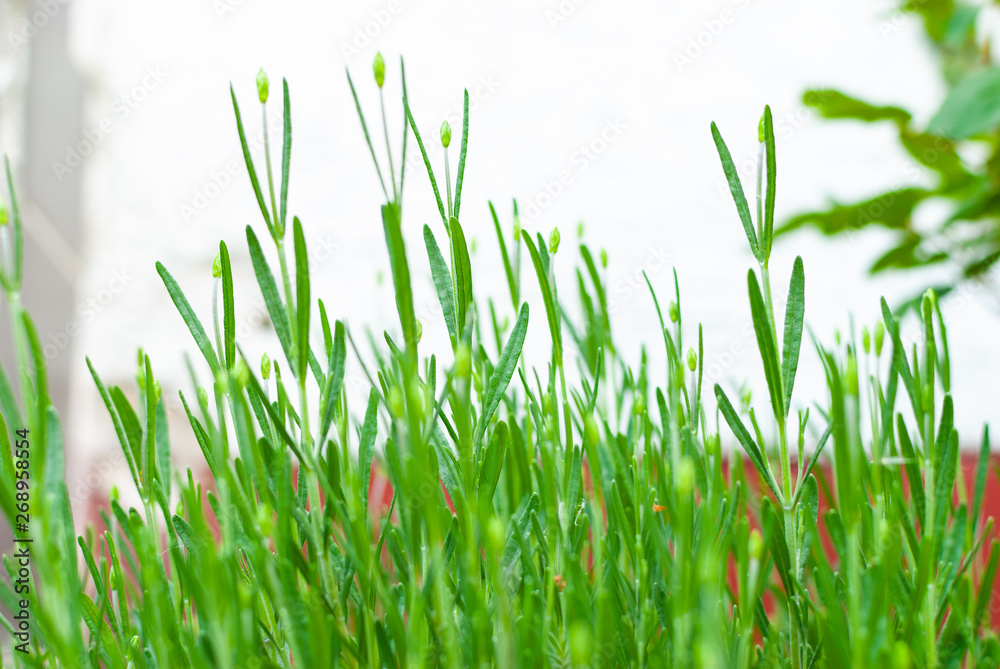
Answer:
[256,69,269,104]
[373,52,385,88]
[440,120,452,148]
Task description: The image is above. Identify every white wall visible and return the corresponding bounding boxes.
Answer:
[57,0,997,508]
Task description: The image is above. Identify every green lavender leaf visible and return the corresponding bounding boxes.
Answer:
[711,122,758,258]
[230,86,273,234]
[156,262,220,376]
[748,270,784,421]
[781,256,805,413]
[423,224,458,343]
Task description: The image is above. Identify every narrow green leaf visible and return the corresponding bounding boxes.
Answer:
[453,89,470,220]
[246,225,294,374]
[230,85,273,234]
[319,321,347,445]
[762,105,776,258]
[974,541,999,630]
[481,303,529,435]
[5,157,23,287]
[403,101,447,226]
[293,217,310,380]
[522,232,561,365]
[881,297,920,421]
[489,201,519,309]
[381,203,417,354]
[781,256,805,413]
[423,224,458,343]
[973,426,991,533]
[156,262,220,376]
[715,384,781,501]
[748,270,785,421]
[449,217,473,336]
[359,389,379,513]
[346,68,389,201]
[219,241,236,370]
[280,78,292,230]
[710,122,758,257]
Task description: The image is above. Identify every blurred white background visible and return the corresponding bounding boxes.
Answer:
[1,0,997,515]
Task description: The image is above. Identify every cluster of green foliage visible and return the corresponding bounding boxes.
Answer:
[782,0,1000,310]
[0,55,998,668]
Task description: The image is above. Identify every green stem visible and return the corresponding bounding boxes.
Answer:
[262,104,281,234]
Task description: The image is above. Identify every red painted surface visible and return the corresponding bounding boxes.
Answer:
[82,453,1000,630]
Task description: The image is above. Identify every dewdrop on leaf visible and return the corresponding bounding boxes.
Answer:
[256,69,269,104]
[440,120,452,148]
[373,52,385,89]
[548,227,561,255]
[261,353,271,380]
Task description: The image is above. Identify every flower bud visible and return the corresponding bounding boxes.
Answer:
[874,321,885,357]
[373,52,385,88]
[440,120,452,148]
[686,347,697,372]
[548,227,561,255]
[576,221,584,238]
[668,301,679,323]
[197,386,209,408]
[212,252,222,278]
[256,69,269,104]
[632,396,645,416]
[415,319,423,344]
[261,353,271,380]
[862,326,871,355]
[600,249,608,268]
[0,203,8,227]
[512,216,521,242]
[757,113,765,143]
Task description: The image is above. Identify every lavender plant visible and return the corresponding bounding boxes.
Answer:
[0,56,997,668]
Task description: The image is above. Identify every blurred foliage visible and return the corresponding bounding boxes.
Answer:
[780,0,1000,310]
